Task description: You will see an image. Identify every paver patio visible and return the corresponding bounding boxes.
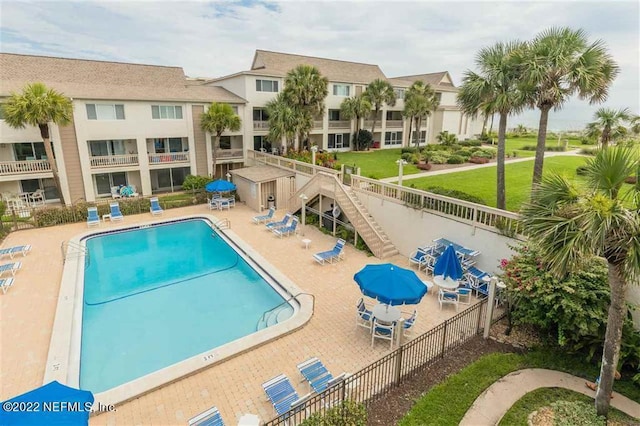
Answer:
[0,203,468,425]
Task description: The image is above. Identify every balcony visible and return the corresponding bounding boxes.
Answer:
[148,152,190,165]
[253,121,269,130]
[313,120,323,129]
[216,149,244,161]
[328,120,350,129]
[386,120,403,128]
[0,160,51,176]
[90,154,139,168]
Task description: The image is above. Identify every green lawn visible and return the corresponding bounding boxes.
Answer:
[499,388,637,425]
[335,148,420,179]
[484,136,582,158]
[405,156,587,212]
[399,349,640,426]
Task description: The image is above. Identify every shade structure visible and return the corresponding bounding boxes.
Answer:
[0,381,94,425]
[433,245,464,281]
[205,179,236,193]
[354,263,428,306]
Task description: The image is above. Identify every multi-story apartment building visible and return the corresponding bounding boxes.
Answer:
[0,50,480,205]
[209,50,482,152]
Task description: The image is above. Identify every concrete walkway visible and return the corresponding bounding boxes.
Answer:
[460,368,640,425]
[380,150,584,183]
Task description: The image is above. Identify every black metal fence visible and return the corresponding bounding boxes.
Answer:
[264,298,503,425]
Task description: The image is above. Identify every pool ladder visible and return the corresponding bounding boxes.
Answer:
[61,241,89,267]
[213,218,231,230]
[255,292,315,331]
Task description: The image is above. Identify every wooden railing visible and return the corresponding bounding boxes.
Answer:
[253,121,269,130]
[89,155,139,168]
[350,175,524,237]
[148,152,189,164]
[0,160,51,175]
[246,150,341,179]
[328,120,350,129]
[217,149,244,159]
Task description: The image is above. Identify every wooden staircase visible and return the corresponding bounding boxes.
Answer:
[289,173,398,259]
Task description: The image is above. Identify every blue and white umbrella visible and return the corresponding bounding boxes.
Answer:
[433,245,464,281]
[205,179,236,193]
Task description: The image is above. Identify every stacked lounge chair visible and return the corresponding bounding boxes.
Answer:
[265,213,291,231]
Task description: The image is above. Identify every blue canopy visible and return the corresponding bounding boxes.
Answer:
[433,245,463,281]
[354,263,427,306]
[0,381,94,425]
[205,179,236,193]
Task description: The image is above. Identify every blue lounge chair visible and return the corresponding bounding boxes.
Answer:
[408,248,427,270]
[188,406,224,426]
[464,266,490,297]
[297,357,336,393]
[87,207,100,227]
[149,197,163,215]
[1,277,15,294]
[265,213,291,231]
[253,207,275,224]
[109,202,124,222]
[0,245,32,259]
[262,374,311,417]
[0,262,21,277]
[273,217,298,238]
[313,239,346,264]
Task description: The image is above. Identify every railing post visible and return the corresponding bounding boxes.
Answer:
[476,300,484,335]
[483,277,498,339]
[394,340,403,385]
[440,320,448,358]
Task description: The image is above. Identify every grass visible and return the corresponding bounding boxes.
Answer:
[499,388,638,425]
[485,136,583,158]
[335,148,420,179]
[405,156,587,212]
[399,348,640,426]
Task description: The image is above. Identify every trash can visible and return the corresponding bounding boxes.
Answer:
[267,194,275,209]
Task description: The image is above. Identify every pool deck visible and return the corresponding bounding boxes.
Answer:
[0,203,472,425]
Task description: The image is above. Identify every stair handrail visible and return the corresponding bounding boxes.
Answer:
[255,292,315,331]
[287,174,323,210]
[214,218,231,230]
[61,241,89,266]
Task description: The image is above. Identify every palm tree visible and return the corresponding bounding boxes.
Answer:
[403,81,439,149]
[629,115,640,135]
[520,147,639,416]
[588,108,632,148]
[2,82,73,205]
[200,103,241,178]
[283,65,328,149]
[458,41,525,210]
[265,92,310,153]
[519,27,619,185]
[363,79,396,136]
[340,95,371,151]
[436,131,457,146]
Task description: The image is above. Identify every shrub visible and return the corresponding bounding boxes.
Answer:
[446,155,466,164]
[401,147,417,154]
[500,244,640,369]
[581,137,596,145]
[400,152,413,162]
[470,148,495,159]
[300,400,367,426]
[436,131,458,146]
[458,140,483,147]
[423,144,450,152]
[424,186,486,205]
[546,145,567,152]
[355,129,373,150]
[429,154,449,164]
[417,162,432,171]
[469,156,490,164]
[549,401,606,426]
[410,153,421,164]
[182,175,212,191]
[576,165,589,176]
[580,147,599,155]
[0,201,6,218]
[453,149,473,158]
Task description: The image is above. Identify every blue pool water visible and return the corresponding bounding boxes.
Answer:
[80,219,293,393]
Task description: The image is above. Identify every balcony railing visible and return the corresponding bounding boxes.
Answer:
[216,149,244,159]
[148,152,190,164]
[253,121,269,130]
[0,160,51,176]
[386,120,403,128]
[313,120,324,129]
[90,154,139,168]
[328,120,350,129]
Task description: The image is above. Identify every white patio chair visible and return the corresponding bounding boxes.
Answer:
[29,189,45,206]
[438,288,459,312]
[371,318,395,349]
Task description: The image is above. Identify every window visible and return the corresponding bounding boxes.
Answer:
[332,84,350,97]
[0,105,4,120]
[394,88,405,100]
[151,167,190,192]
[253,136,271,151]
[328,133,350,149]
[151,105,183,119]
[328,110,341,121]
[256,79,279,92]
[86,104,125,120]
[89,140,127,157]
[95,172,127,196]
[151,138,185,153]
[21,178,59,200]
[232,106,238,114]
[386,111,402,120]
[219,136,231,150]
[253,109,269,121]
[385,131,403,146]
[13,142,47,160]
[409,130,427,145]
[436,92,442,102]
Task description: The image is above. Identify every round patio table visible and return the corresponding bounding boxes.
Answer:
[433,275,460,290]
[372,303,402,323]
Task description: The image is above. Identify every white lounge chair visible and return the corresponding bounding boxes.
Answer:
[0,245,31,259]
[0,262,21,277]
[149,197,163,215]
[188,406,225,426]
[0,277,15,294]
[87,207,100,227]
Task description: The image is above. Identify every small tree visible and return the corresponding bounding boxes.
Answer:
[200,103,241,178]
[436,131,458,146]
[2,82,73,205]
[364,79,396,135]
[340,95,371,151]
[587,107,632,148]
[355,129,373,150]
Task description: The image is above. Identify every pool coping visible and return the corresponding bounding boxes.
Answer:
[43,214,313,408]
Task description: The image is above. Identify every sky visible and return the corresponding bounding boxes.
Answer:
[1,0,638,131]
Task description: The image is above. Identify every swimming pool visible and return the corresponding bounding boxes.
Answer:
[45,215,311,404]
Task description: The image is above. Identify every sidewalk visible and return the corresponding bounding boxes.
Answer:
[380,150,583,183]
[460,368,640,425]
